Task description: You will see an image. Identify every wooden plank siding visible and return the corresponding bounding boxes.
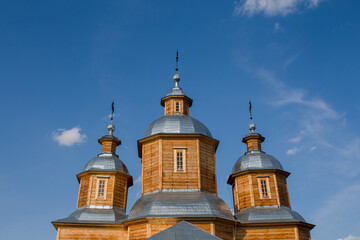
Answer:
[235,175,252,210]
[57,226,127,240]
[113,175,128,210]
[237,226,296,240]
[199,140,217,193]
[251,174,279,206]
[276,173,291,207]
[142,140,160,194]
[161,139,199,190]
[77,175,90,208]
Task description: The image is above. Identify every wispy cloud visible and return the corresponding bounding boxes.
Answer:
[250,68,351,161]
[283,50,303,69]
[286,147,299,155]
[309,146,317,152]
[52,127,87,147]
[338,235,360,240]
[134,175,142,185]
[234,0,325,17]
[289,137,301,143]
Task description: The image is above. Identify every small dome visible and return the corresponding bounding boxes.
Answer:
[232,150,283,174]
[84,153,129,174]
[143,114,213,138]
[235,206,306,223]
[128,190,233,220]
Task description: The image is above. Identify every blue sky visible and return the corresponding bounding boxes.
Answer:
[0,1,359,239]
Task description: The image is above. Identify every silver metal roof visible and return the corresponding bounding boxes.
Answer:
[231,150,283,174]
[235,205,306,223]
[167,73,186,96]
[144,114,213,138]
[127,190,233,221]
[167,86,186,96]
[53,207,126,224]
[83,153,129,174]
[146,221,222,240]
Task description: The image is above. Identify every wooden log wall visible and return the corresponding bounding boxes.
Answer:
[77,175,90,208]
[142,140,160,194]
[57,226,127,240]
[199,140,217,193]
[161,139,199,189]
[237,226,296,240]
[234,171,292,211]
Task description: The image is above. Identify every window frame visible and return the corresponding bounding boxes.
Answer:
[257,176,271,199]
[95,178,108,200]
[173,148,187,172]
[174,101,180,113]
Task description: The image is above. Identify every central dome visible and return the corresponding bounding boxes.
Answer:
[143,114,212,138]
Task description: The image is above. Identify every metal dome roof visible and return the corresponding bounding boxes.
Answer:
[127,190,233,221]
[83,153,129,174]
[235,206,306,223]
[143,114,213,138]
[232,150,283,175]
[54,207,126,224]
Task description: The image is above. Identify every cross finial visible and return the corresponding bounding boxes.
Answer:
[249,100,253,120]
[248,101,256,133]
[175,50,179,72]
[108,101,115,136]
[111,101,114,123]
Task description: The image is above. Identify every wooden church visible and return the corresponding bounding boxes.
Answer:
[52,65,315,239]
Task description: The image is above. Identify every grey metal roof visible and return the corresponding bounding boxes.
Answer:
[167,86,186,96]
[83,153,129,174]
[127,190,233,221]
[144,114,213,138]
[146,221,223,240]
[167,73,186,96]
[53,207,127,224]
[231,150,284,174]
[235,205,306,223]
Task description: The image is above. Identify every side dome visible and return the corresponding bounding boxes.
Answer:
[84,153,129,174]
[232,150,283,174]
[143,114,212,138]
[127,190,233,221]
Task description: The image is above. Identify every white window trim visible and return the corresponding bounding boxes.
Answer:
[258,177,271,199]
[95,178,108,200]
[173,148,186,172]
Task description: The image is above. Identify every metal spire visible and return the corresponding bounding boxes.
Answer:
[173,50,180,87]
[111,101,114,123]
[249,100,253,120]
[175,50,179,72]
[248,100,256,133]
[108,101,115,136]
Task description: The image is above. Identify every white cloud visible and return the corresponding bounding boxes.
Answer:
[338,235,360,240]
[286,147,299,155]
[234,0,324,17]
[103,113,118,120]
[283,50,303,69]
[289,137,301,143]
[309,146,317,152]
[134,175,142,185]
[52,127,87,147]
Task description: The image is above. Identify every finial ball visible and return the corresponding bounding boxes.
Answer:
[249,121,256,133]
[173,73,180,83]
[108,123,115,135]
